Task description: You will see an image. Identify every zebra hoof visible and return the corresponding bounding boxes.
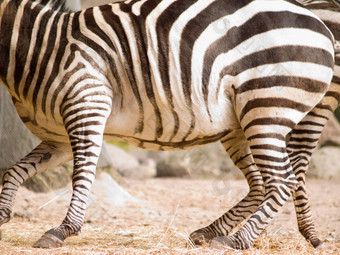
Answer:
[0,216,10,227]
[33,232,64,248]
[0,208,12,227]
[311,238,323,249]
[210,236,237,250]
[189,229,212,246]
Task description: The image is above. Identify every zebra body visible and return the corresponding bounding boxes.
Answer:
[4,0,334,149]
[0,0,337,249]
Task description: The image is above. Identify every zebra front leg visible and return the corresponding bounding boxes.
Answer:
[32,149,100,248]
[210,138,298,249]
[190,129,264,245]
[33,99,111,248]
[0,142,72,227]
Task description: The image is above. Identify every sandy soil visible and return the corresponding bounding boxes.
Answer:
[0,177,339,254]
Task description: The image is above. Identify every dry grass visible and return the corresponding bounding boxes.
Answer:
[0,218,340,255]
[0,215,340,255]
[0,216,339,254]
[1,178,339,254]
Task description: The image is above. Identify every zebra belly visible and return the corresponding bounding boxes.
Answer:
[103,125,231,151]
[103,98,238,151]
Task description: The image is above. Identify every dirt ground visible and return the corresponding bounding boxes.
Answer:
[0,177,339,255]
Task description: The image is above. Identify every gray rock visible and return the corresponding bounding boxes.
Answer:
[98,142,116,168]
[135,158,157,179]
[91,172,137,207]
[105,144,156,178]
[0,86,40,170]
[309,146,340,179]
[156,161,189,177]
[85,171,137,227]
[318,114,340,147]
[23,166,72,193]
[65,0,82,10]
[148,142,240,177]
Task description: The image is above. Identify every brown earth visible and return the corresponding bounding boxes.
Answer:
[0,177,339,255]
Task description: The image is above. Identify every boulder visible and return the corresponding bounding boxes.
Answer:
[23,166,72,193]
[0,86,40,170]
[156,161,190,177]
[148,142,240,178]
[105,144,157,179]
[91,172,137,207]
[309,146,340,180]
[65,0,82,10]
[85,172,138,224]
[318,114,340,147]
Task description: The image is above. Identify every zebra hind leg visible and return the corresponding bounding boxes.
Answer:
[33,100,111,248]
[288,104,335,248]
[190,129,264,246]
[0,142,72,229]
[210,134,299,249]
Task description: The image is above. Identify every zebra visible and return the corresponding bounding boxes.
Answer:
[0,0,337,250]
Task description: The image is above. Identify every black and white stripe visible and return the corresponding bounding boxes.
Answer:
[300,0,340,82]
[0,0,337,249]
